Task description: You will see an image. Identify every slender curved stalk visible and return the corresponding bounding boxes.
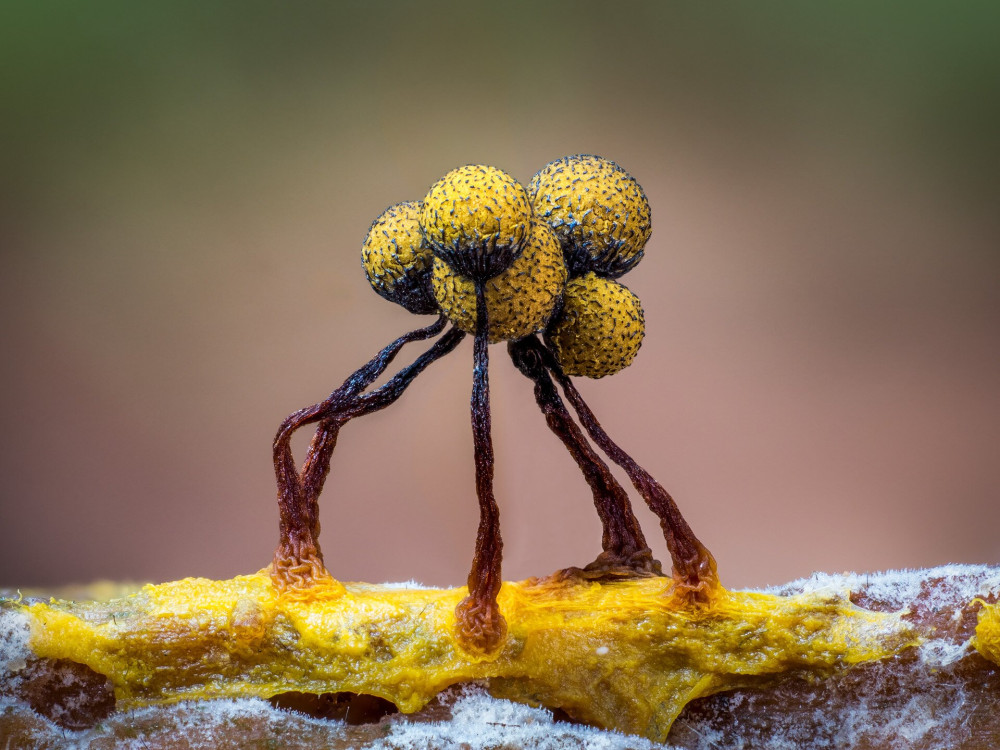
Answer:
[508,336,657,575]
[271,317,460,587]
[537,341,718,595]
[299,325,466,514]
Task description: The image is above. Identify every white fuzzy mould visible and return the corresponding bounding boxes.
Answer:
[0,697,353,750]
[0,606,30,677]
[763,564,1000,609]
[118,698,332,747]
[0,692,673,750]
[830,686,970,749]
[918,637,972,667]
[373,686,665,750]
[676,677,974,750]
[374,580,433,590]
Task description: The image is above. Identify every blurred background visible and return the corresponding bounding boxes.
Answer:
[2,2,998,590]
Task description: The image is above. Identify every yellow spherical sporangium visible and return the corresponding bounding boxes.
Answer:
[421,164,532,281]
[361,201,438,315]
[529,154,651,279]
[547,272,645,378]
[431,221,567,343]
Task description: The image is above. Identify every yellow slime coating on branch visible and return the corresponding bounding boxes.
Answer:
[973,600,1000,666]
[547,272,645,378]
[22,573,916,742]
[431,221,567,343]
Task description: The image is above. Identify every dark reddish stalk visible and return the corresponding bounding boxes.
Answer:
[538,341,718,596]
[298,324,466,513]
[508,336,658,577]
[271,317,461,587]
[455,282,507,653]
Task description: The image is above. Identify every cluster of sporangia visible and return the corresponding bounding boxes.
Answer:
[270,155,717,654]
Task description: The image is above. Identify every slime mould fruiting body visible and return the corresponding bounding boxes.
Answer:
[7,156,953,744]
[272,155,717,654]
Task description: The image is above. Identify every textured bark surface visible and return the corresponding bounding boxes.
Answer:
[1,565,998,749]
[668,565,1000,749]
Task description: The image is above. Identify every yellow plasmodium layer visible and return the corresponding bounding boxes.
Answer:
[972,600,1000,666]
[431,221,567,343]
[23,573,916,742]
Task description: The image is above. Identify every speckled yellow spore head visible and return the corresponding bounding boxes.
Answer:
[362,201,438,315]
[546,272,645,378]
[421,165,532,281]
[529,155,651,279]
[432,221,567,343]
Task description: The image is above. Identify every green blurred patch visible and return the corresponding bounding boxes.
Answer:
[1,1,997,215]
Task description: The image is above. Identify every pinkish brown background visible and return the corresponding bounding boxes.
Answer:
[2,3,998,590]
